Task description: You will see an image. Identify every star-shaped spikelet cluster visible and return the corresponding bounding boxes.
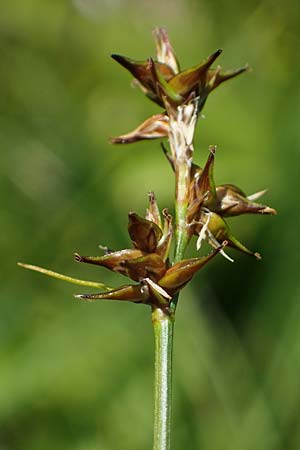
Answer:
[19,27,276,308]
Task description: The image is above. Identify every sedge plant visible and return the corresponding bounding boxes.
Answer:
[19,28,276,450]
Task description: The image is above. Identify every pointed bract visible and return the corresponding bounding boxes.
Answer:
[215,184,277,217]
[210,65,250,90]
[111,113,169,144]
[75,284,146,303]
[111,54,174,106]
[168,49,222,99]
[159,245,224,292]
[111,54,174,86]
[74,249,144,276]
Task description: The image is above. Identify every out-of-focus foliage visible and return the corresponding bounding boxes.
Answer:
[1,0,299,449]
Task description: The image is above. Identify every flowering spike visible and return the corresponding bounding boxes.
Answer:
[186,146,276,229]
[19,28,276,325]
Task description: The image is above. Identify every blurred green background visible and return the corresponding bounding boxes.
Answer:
[1,0,299,449]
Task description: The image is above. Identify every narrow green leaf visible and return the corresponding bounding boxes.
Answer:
[18,263,112,290]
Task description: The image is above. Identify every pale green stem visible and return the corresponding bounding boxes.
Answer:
[174,161,191,264]
[171,160,191,313]
[152,160,191,450]
[152,306,175,450]
[152,97,193,449]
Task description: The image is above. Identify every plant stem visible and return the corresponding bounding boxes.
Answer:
[171,161,191,312]
[152,306,175,450]
[151,101,193,450]
[151,164,189,449]
[174,162,190,264]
